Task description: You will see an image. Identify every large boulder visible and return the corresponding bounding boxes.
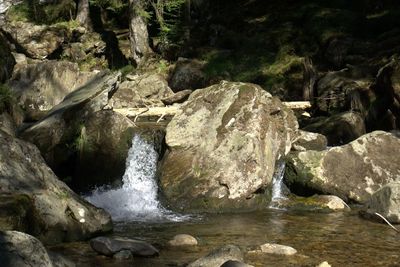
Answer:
[160,81,298,212]
[0,131,112,244]
[0,230,76,267]
[0,32,15,83]
[1,20,66,59]
[285,131,400,203]
[9,60,95,120]
[363,181,400,223]
[0,231,53,267]
[302,111,366,146]
[108,73,174,109]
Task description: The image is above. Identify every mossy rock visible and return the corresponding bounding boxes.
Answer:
[275,194,350,213]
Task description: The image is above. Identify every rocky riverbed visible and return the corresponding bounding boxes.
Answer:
[1,0,400,266]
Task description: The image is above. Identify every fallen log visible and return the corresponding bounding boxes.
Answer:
[113,101,311,123]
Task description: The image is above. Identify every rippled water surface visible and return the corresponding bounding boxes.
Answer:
[52,209,400,267]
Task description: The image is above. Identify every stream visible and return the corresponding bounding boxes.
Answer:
[51,210,400,266]
[51,134,400,267]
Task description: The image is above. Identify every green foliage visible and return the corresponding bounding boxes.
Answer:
[78,54,108,71]
[146,0,186,44]
[7,0,76,24]
[6,1,31,22]
[156,59,168,74]
[0,84,15,113]
[118,64,135,77]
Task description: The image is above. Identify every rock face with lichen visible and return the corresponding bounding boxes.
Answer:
[9,60,95,120]
[0,130,112,245]
[160,81,298,212]
[1,20,66,59]
[285,131,400,203]
[108,73,174,109]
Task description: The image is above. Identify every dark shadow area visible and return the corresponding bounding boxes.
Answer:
[181,0,400,101]
[90,5,129,69]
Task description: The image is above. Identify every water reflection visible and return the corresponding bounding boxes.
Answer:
[51,209,400,267]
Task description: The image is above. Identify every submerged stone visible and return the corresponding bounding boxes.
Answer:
[90,236,159,257]
[188,245,243,267]
[249,243,297,256]
[280,195,350,212]
[168,234,198,246]
[113,250,133,260]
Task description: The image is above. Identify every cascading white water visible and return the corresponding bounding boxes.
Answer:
[269,161,287,208]
[86,134,186,222]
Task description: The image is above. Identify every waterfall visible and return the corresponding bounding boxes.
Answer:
[269,161,287,208]
[85,134,187,222]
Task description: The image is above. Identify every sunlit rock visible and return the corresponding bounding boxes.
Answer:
[161,81,298,212]
[363,181,400,223]
[285,131,400,203]
[168,234,198,246]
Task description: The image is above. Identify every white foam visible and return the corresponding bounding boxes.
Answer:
[269,161,287,209]
[86,134,189,222]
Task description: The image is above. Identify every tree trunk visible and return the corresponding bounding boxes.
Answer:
[129,0,152,66]
[76,0,92,30]
[184,0,191,40]
[302,57,317,102]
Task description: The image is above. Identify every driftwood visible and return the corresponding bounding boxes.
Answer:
[114,101,311,123]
